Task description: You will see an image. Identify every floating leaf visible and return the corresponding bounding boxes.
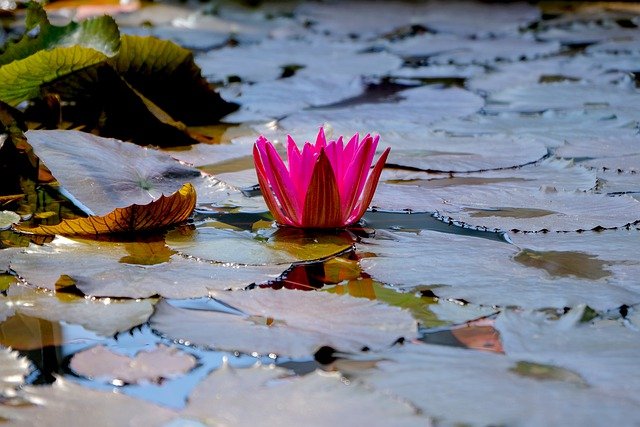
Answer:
[496,305,640,403]
[197,38,402,84]
[485,82,640,114]
[16,183,195,235]
[181,363,426,426]
[5,237,284,299]
[70,344,196,384]
[165,224,354,266]
[24,130,201,216]
[151,288,417,357]
[1,284,154,337]
[358,230,640,310]
[350,343,640,426]
[0,347,31,394]
[388,34,560,65]
[0,378,177,425]
[372,186,640,232]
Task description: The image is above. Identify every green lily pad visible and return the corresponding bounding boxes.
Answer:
[0,4,120,106]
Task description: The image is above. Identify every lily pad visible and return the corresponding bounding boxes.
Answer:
[15,183,196,235]
[358,230,640,309]
[0,347,31,394]
[0,4,121,106]
[181,363,426,426]
[385,133,548,172]
[372,186,640,232]
[281,85,484,132]
[0,210,20,230]
[165,224,354,266]
[350,343,640,426]
[381,158,597,192]
[197,38,402,84]
[151,288,417,357]
[220,74,366,123]
[6,237,285,299]
[0,378,177,426]
[70,344,196,384]
[25,130,201,216]
[496,305,640,402]
[485,82,640,113]
[1,284,154,337]
[388,34,560,65]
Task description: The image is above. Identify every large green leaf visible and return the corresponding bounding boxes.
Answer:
[109,35,237,125]
[0,4,120,106]
[0,3,120,66]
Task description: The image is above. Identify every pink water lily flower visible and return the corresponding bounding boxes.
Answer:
[253,128,390,229]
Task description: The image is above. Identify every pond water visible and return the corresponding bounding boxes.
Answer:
[1,0,640,425]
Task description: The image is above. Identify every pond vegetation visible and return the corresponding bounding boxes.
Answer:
[1,0,639,425]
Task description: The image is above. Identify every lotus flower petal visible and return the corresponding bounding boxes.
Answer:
[253,128,389,229]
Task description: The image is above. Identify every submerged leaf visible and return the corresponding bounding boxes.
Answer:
[15,183,195,235]
[151,288,417,357]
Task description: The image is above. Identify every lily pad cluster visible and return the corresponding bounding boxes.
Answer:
[1,1,640,426]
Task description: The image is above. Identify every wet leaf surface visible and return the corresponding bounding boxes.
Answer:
[358,230,640,309]
[4,237,285,299]
[151,288,417,357]
[350,343,640,426]
[70,344,197,384]
[181,363,427,426]
[0,378,178,426]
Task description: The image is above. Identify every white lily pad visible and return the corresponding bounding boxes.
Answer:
[358,230,640,309]
[418,1,540,37]
[1,284,154,337]
[25,130,201,216]
[596,170,640,194]
[386,134,548,172]
[555,129,640,159]
[151,288,417,357]
[197,38,402,84]
[496,305,640,403]
[372,186,640,232]
[467,55,631,95]
[351,343,640,426]
[281,85,484,132]
[8,237,284,299]
[582,154,640,173]
[123,26,229,51]
[586,38,640,55]
[434,109,637,145]
[381,158,596,192]
[181,363,426,426]
[165,223,355,266]
[294,1,419,39]
[70,344,197,384]
[1,347,31,394]
[0,378,177,426]
[388,34,560,65]
[390,64,484,80]
[485,82,640,114]
[537,22,640,45]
